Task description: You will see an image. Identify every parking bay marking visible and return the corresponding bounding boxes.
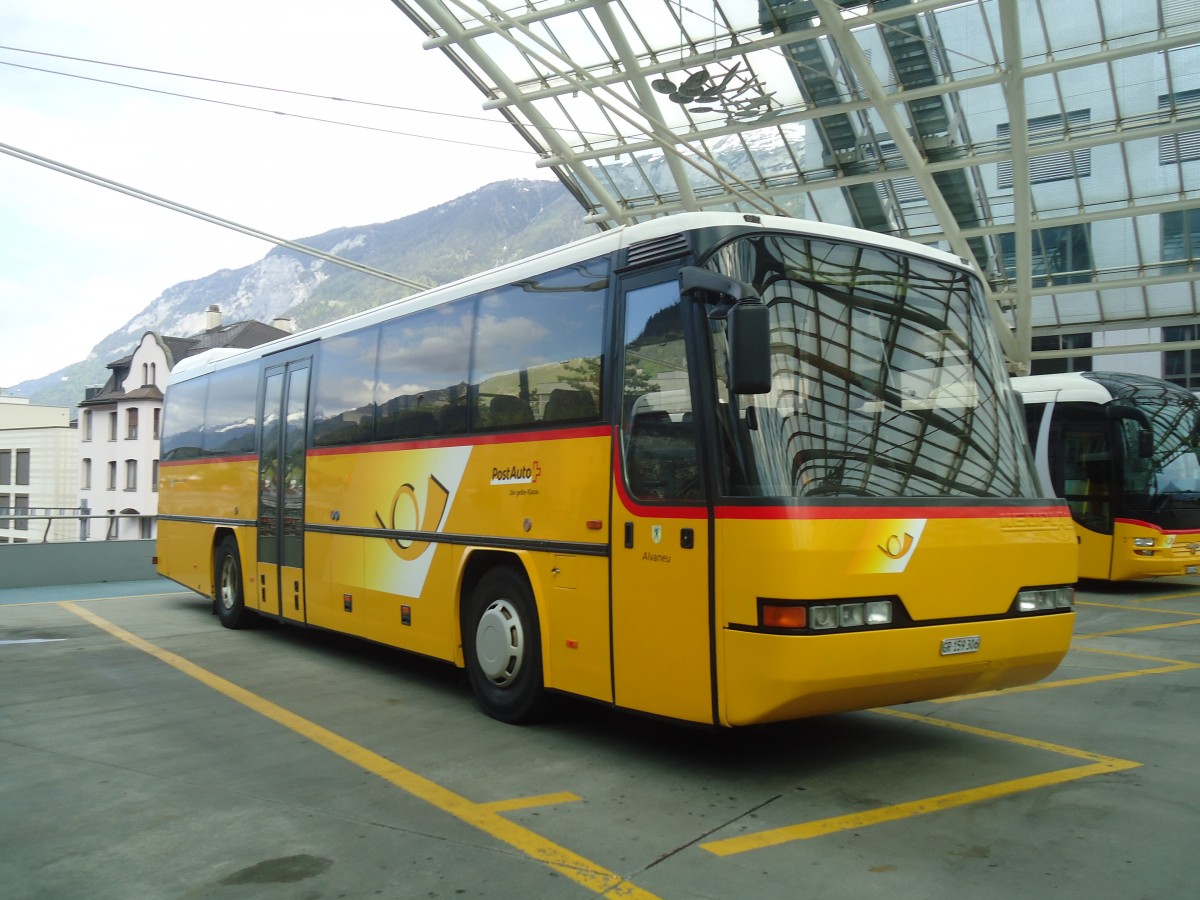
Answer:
[701,708,1140,857]
[61,601,659,900]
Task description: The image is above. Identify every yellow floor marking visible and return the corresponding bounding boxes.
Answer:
[1076,617,1200,638]
[478,792,582,813]
[1123,589,1200,604]
[1073,646,1195,664]
[931,641,1199,704]
[701,708,1139,857]
[61,602,658,900]
[1077,600,1200,616]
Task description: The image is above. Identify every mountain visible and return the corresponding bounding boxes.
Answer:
[17,179,590,408]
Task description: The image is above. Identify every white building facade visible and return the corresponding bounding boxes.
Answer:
[78,333,168,541]
[0,396,80,543]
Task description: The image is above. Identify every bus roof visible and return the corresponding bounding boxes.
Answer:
[166,211,973,387]
[1012,371,1200,406]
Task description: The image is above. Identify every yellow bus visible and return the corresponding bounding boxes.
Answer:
[157,212,1076,726]
[1013,371,1200,581]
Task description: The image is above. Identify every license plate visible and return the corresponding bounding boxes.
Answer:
[941,635,980,656]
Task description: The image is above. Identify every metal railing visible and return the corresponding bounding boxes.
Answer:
[0,509,155,543]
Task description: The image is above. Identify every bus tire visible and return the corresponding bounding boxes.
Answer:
[463,565,550,724]
[214,536,253,630]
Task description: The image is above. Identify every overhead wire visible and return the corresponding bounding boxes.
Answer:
[0,141,430,293]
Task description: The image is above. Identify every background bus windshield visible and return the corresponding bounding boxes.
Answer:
[707,233,1039,501]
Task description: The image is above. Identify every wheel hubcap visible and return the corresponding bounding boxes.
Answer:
[475,598,524,687]
[220,556,236,611]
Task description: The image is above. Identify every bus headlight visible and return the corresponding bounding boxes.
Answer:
[761,598,895,632]
[1133,537,1155,548]
[1016,586,1074,612]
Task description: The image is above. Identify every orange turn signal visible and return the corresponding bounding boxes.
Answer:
[762,604,807,630]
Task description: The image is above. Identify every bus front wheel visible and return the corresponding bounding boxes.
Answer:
[463,566,550,724]
[214,536,253,630]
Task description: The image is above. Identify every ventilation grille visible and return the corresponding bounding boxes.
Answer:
[625,232,690,268]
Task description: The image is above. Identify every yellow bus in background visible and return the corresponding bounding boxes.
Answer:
[1013,371,1200,581]
[157,212,1076,726]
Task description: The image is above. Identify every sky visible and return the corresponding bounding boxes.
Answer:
[0,0,554,390]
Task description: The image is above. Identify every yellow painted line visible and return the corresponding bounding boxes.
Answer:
[61,602,659,900]
[478,792,582,813]
[703,761,1131,855]
[1073,646,1196,664]
[931,643,1200,704]
[930,662,1197,702]
[1123,589,1200,604]
[1076,617,1200,638]
[701,708,1139,857]
[1076,600,1200,616]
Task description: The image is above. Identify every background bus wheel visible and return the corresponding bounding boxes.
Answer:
[214,536,252,629]
[463,566,550,724]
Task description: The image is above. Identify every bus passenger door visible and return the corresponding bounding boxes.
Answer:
[609,277,715,724]
[256,355,312,621]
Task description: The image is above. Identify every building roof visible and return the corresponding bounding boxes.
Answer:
[79,319,290,407]
[391,0,1200,368]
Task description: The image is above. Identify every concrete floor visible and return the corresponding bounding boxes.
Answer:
[1,576,1196,899]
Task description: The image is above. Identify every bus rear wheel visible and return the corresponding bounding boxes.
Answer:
[214,536,253,630]
[463,566,550,724]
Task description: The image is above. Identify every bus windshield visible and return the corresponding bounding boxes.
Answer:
[1118,392,1200,500]
[705,233,1039,500]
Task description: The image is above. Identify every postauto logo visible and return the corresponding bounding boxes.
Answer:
[490,461,541,486]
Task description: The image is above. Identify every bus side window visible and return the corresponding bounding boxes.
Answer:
[621,281,700,501]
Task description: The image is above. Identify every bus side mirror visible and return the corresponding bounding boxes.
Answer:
[728,301,771,394]
[1107,401,1154,458]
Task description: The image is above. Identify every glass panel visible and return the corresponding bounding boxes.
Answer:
[258,372,284,553]
[621,281,701,501]
[202,364,259,457]
[281,366,309,567]
[377,300,473,438]
[160,378,208,460]
[471,258,609,429]
[314,327,380,446]
[706,234,1037,500]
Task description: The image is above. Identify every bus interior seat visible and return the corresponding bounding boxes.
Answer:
[488,394,534,427]
[544,388,596,423]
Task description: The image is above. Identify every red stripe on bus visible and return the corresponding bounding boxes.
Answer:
[308,424,611,456]
[1116,517,1200,535]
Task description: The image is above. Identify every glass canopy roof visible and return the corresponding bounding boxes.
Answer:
[390,0,1200,369]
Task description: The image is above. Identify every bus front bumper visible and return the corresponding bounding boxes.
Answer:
[719,613,1075,727]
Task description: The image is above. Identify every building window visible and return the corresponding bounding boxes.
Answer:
[153,407,161,440]
[0,449,8,485]
[142,363,149,386]
[82,410,93,442]
[1031,333,1093,375]
[0,492,9,528]
[1164,324,1200,390]
[126,408,139,439]
[139,516,154,539]
[15,449,30,485]
[108,411,118,441]
[1159,89,1200,165]
[14,494,28,531]
[107,461,117,491]
[1000,224,1093,287]
[152,459,160,492]
[150,363,157,385]
[998,109,1092,189]
[82,458,92,490]
[1161,208,1200,274]
[125,460,137,491]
